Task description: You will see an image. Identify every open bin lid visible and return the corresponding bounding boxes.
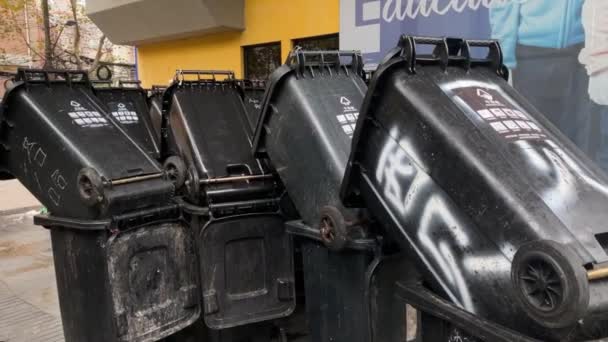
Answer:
[161,70,264,179]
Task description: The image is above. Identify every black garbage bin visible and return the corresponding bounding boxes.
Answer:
[147,85,166,143]
[161,70,296,332]
[0,69,200,342]
[250,50,390,342]
[341,36,608,341]
[93,80,161,160]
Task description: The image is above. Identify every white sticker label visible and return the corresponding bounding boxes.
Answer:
[445,84,548,142]
[335,95,360,138]
[68,100,108,128]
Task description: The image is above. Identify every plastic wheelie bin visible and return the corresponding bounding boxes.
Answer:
[251,49,395,342]
[0,69,200,342]
[93,80,161,160]
[341,36,608,341]
[147,85,166,142]
[161,70,295,334]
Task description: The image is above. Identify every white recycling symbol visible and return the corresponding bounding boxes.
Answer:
[340,96,351,106]
[476,89,494,102]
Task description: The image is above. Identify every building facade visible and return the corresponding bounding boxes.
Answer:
[88,0,340,87]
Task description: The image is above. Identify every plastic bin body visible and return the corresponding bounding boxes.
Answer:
[44,213,200,342]
[0,70,170,219]
[253,53,367,226]
[341,37,608,339]
[187,210,295,330]
[94,85,161,160]
[163,71,296,330]
[300,241,373,342]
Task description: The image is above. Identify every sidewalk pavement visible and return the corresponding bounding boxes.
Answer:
[0,180,41,215]
[0,199,63,341]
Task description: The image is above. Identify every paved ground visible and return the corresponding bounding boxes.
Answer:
[0,180,40,215]
[0,209,63,342]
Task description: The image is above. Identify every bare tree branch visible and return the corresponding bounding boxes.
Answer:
[88,34,107,73]
[42,0,53,68]
[69,0,81,69]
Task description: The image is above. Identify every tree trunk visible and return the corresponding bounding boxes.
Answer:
[89,35,107,74]
[42,0,52,69]
[70,0,82,69]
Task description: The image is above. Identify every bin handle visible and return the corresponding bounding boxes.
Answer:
[400,36,450,73]
[226,164,253,176]
[118,80,142,88]
[382,36,506,78]
[16,68,89,87]
[236,79,266,90]
[287,49,363,70]
[286,48,364,78]
[174,69,235,84]
[462,39,507,79]
[91,80,112,88]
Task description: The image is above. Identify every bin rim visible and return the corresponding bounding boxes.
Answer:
[34,203,183,232]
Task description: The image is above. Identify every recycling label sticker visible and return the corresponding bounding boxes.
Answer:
[442,81,546,142]
[109,102,139,125]
[336,96,359,138]
[67,100,108,128]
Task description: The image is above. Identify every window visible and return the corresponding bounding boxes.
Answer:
[243,42,281,81]
[293,34,339,51]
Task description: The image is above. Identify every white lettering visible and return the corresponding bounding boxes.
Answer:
[382,0,523,23]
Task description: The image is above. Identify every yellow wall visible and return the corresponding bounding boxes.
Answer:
[137,0,340,87]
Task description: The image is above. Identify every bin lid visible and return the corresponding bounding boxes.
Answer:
[162,71,262,179]
[93,81,161,160]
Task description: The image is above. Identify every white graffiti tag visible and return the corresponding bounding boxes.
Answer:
[375,127,473,310]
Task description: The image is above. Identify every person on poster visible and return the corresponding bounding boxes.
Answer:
[490,0,608,171]
[580,0,608,106]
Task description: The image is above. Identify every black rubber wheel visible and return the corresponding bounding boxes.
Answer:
[319,206,348,251]
[77,167,104,207]
[511,240,589,329]
[185,166,200,204]
[163,156,186,189]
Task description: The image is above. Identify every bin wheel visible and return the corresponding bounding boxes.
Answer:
[185,166,200,204]
[164,156,186,189]
[511,240,589,329]
[77,167,104,207]
[319,206,348,251]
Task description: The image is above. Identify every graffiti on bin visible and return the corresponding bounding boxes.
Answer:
[22,136,67,206]
[247,98,262,110]
[376,127,474,311]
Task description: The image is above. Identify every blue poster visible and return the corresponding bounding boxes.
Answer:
[340,0,492,68]
[340,0,608,172]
